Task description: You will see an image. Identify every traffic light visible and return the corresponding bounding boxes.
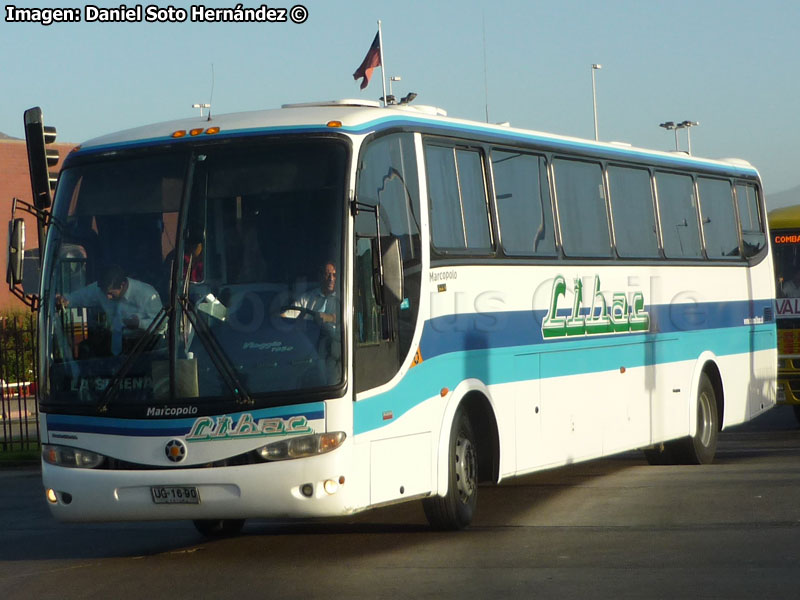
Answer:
[24,107,59,210]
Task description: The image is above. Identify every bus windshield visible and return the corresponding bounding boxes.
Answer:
[43,138,347,412]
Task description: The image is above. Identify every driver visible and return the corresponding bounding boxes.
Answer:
[282,261,339,325]
[57,264,164,356]
[782,266,800,298]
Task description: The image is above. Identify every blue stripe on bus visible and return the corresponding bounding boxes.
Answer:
[419,299,773,363]
[46,403,325,438]
[353,323,776,435]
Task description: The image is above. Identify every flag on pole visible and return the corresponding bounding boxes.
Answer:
[353,32,381,90]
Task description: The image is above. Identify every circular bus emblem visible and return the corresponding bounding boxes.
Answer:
[165,439,187,463]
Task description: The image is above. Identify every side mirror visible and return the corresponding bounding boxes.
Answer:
[7,218,25,286]
[380,237,404,306]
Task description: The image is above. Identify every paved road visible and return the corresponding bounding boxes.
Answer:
[1,407,799,599]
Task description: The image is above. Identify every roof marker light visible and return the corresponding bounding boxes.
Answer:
[205,127,220,135]
[172,130,187,138]
[327,120,343,128]
[190,128,204,136]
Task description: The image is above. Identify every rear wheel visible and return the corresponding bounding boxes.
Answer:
[193,518,246,538]
[645,373,718,466]
[675,373,719,464]
[423,408,478,530]
[792,405,800,426]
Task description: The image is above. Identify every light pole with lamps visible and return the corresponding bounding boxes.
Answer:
[680,120,699,155]
[591,64,602,141]
[192,103,211,118]
[659,120,700,154]
[659,121,679,151]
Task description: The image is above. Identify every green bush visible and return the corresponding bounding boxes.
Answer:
[0,310,37,385]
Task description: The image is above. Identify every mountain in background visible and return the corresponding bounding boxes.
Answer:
[0,131,21,140]
[767,184,800,211]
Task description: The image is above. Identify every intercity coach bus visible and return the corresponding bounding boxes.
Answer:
[9,100,776,534]
[769,205,800,422]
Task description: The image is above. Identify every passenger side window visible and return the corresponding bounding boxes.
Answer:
[491,150,556,256]
[697,178,739,259]
[655,172,702,259]
[355,133,422,392]
[426,144,492,253]
[553,158,611,257]
[607,165,660,258]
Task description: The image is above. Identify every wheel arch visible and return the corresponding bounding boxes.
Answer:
[433,381,501,495]
[689,352,725,435]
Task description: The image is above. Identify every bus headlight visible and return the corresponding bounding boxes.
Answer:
[43,444,104,469]
[256,432,346,461]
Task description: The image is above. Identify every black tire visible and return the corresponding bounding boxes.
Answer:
[643,442,676,465]
[792,405,800,426]
[423,408,478,530]
[678,373,719,464]
[644,373,719,465]
[193,518,246,538]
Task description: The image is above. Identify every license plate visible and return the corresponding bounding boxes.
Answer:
[151,486,200,504]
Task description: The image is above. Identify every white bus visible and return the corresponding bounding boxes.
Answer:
[14,99,776,534]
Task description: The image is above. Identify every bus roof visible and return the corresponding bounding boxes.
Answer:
[72,100,760,178]
[769,204,800,229]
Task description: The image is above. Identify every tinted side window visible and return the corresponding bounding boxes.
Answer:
[425,145,492,252]
[656,172,702,258]
[457,150,492,251]
[426,145,464,249]
[736,183,766,255]
[553,158,611,257]
[491,150,556,256]
[607,165,659,258]
[697,178,739,259]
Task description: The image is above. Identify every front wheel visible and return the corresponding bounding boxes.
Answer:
[423,408,478,530]
[193,518,245,538]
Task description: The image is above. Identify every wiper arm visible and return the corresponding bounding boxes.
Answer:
[178,294,252,406]
[96,306,171,414]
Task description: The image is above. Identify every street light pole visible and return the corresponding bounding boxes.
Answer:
[591,64,602,141]
[659,120,700,154]
[192,103,210,118]
[659,121,679,151]
[680,120,700,155]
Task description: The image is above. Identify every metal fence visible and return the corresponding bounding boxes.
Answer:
[0,314,39,452]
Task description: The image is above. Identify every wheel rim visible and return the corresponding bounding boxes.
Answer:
[698,390,714,448]
[454,432,477,504]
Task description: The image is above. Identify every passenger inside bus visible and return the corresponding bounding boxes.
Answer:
[56,264,164,357]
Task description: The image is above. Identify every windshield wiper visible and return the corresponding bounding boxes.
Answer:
[178,294,252,406]
[96,306,170,413]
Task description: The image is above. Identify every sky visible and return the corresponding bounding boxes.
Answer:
[3,0,800,199]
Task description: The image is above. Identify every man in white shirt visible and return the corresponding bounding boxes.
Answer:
[283,262,339,325]
[58,264,163,356]
[782,268,800,298]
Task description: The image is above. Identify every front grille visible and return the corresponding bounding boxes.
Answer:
[102,450,260,471]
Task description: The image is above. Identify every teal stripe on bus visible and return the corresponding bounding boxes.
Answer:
[353,324,775,435]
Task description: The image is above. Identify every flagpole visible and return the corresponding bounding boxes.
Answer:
[377,20,388,107]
